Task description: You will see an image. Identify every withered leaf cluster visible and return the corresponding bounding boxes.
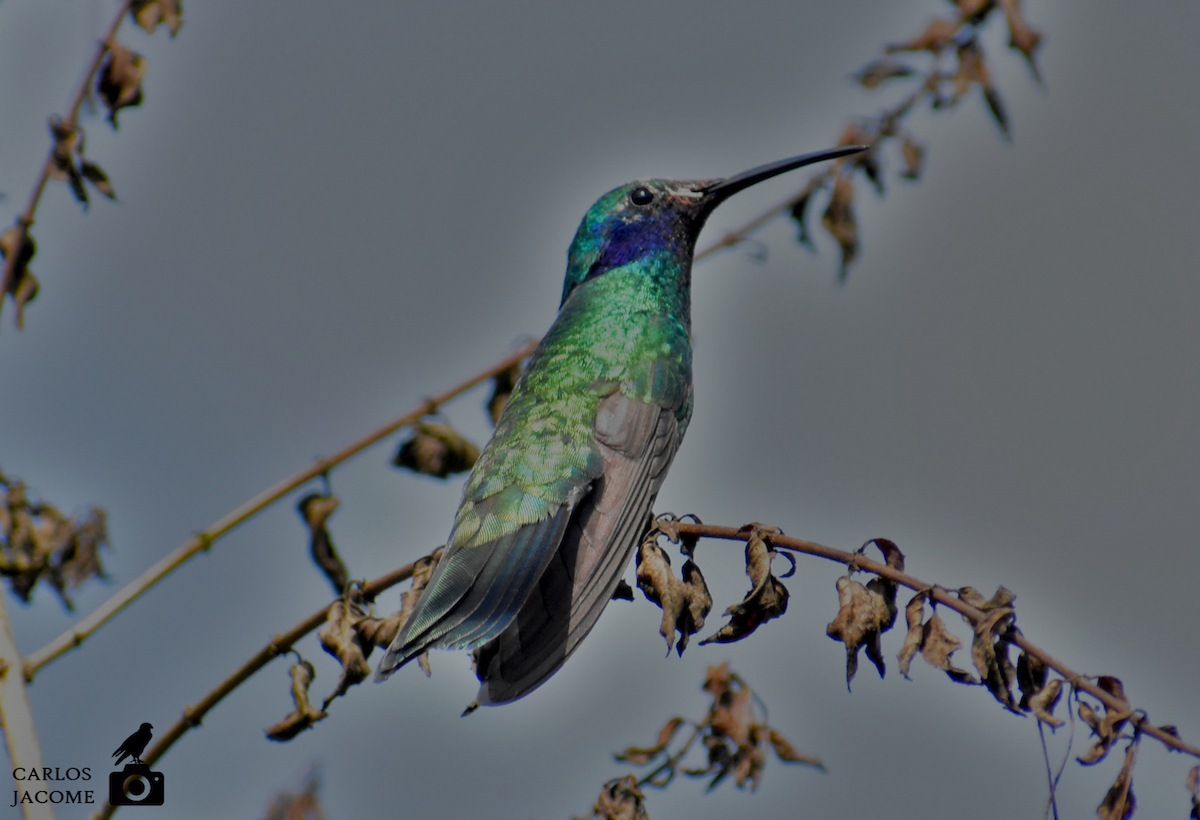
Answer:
[573,775,649,820]
[392,419,480,479]
[264,659,326,742]
[1077,676,1134,766]
[634,529,710,656]
[48,118,116,209]
[296,492,349,595]
[826,539,902,686]
[785,1,1040,281]
[1015,647,1063,726]
[0,467,109,609]
[884,4,1042,140]
[961,586,1019,711]
[700,525,790,646]
[269,558,435,741]
[897,590,974,685]
[485,359,524,426]
[896,581,1023,711]
[614,663,821,795]
[97,42,146,128]
[316,585,413,710]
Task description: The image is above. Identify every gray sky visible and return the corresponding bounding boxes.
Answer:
[1,1,1198,818]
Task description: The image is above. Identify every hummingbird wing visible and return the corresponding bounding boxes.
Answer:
[471,388,682,705]
[375,386,605,677]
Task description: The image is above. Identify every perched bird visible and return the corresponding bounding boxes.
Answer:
[377,146,865,707]
[112,722,153,766]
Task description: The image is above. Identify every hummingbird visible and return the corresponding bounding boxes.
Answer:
[376,145,866,707]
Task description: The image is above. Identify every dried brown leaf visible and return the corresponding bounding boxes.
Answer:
[826,574,893,686]
[130,0,183,37]
[392,419,479,478]
[957,585,1016,611]
[317,597,373,706]
[636,536,712,655]
[952,41,1009,138]
[787,179,821,250]
[921,612,976,683]
[1029,679,1064,727]
[297,493,349,594]
[898,591,927,679]
[998,0,1042,81]
[577,775,648,820]
[97,42,145,128]
[854,58,915,89]
[700,526,787,646]
[355,610,405,650]
[1016,649,1046,710]
[51,508,110,605]
[1,226,38,330]
[767,728,824,770]
[1097,740,1138,820]
[1077,693,1133,766]
[80,160,117,200]
[821,173,858,281]
[48,119,88,205]
[265,661,326,742]
[970,606,1018,711]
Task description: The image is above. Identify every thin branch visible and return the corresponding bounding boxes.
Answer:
[24,340,537,680]
[0,0,133,324]
[91,547,441,820]
[671,522,1200,760]
[0,591,54,820]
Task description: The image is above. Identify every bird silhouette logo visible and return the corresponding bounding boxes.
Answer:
[112,723,152,766]
[109,723,165,806]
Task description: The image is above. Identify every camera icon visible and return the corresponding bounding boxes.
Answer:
[108,762,165,806]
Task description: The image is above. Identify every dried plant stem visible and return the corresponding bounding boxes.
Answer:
[671,522,1200,760]
[0,0,133,323]
[90,548,441,820]
[24,341,537,681]
[0,591,54,820]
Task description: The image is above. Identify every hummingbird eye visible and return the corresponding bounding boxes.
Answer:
[629,187,654,206]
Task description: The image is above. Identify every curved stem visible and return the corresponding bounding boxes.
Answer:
[0,590,53,820]
[671,522,1200,760]
[1,0,133,323]
[90,547,440,820]
[24,341,536,680]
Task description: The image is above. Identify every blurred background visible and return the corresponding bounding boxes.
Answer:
[1,1,1198,817]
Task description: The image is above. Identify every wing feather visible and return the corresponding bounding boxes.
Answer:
[471,391,681,704]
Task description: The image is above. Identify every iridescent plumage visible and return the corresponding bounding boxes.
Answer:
[377,148,865,706]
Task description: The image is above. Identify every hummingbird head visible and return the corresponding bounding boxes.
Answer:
[560,146,866,304]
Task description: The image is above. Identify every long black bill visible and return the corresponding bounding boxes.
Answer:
[703,145,868,205]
